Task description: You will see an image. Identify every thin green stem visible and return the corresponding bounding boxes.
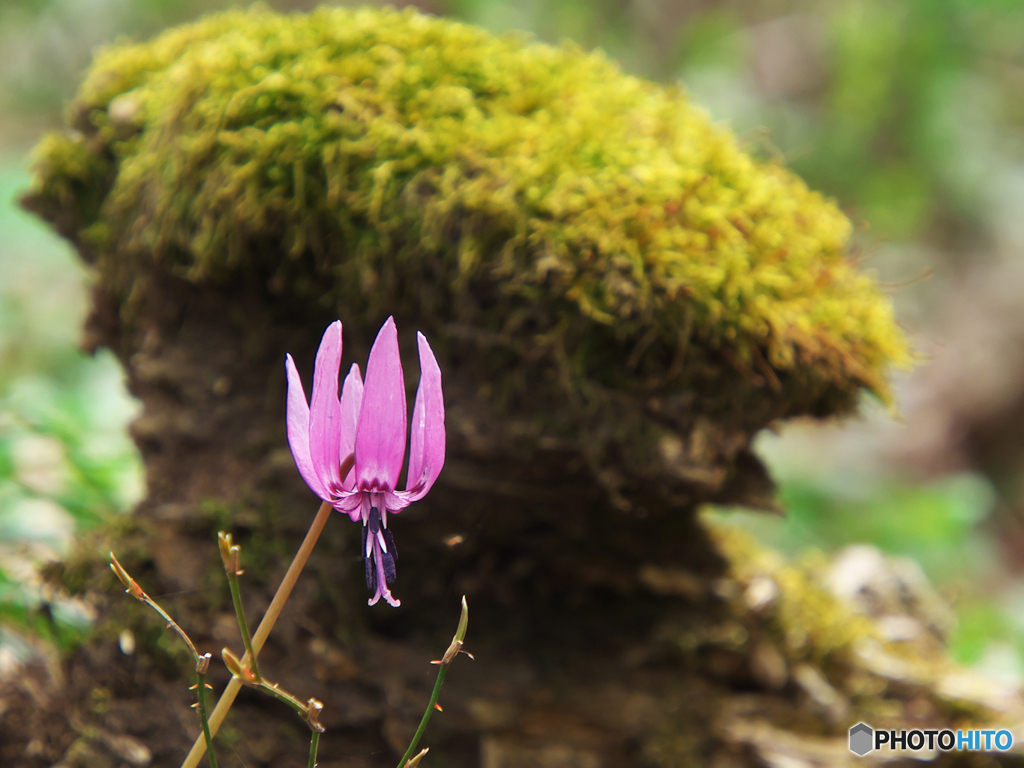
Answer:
[226,567,261,682]
[110,555,218,767]
[111,553,201,664]
[150,601,199,660]
[195,668,218,768]
[308,731,320,768]
[253,679,308,717]
[395,665,447,768]
[394,597,469,768]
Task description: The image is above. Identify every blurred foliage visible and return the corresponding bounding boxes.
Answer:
[766,473,991,577]
[0,163,143,649]
[673,0,1024,247]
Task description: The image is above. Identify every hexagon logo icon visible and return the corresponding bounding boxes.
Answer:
[849,722,874,756]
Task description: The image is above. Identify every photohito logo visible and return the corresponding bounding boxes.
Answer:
[848,723,1014,756]
[849,723,873,756]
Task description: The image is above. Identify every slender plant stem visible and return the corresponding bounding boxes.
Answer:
[308,731,320,768]
[110,555,220,768]
[253,679,309,717]
[395,666,447,768]
[180,501,334,768]
[222,647,326,729]
[226,563,261,682]
[195,669,218,768]
[111,554,200,662]
[395,597,469,768]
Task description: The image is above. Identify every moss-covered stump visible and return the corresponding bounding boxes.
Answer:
[9,5,1016,768]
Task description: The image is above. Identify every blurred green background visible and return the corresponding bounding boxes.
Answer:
[2,0,1024,679]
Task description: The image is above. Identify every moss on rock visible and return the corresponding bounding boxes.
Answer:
[28,5,907,416]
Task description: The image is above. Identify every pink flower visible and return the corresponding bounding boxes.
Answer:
[285,318,445,607]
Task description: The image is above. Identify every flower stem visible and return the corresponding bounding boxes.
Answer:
[253,679,310,718]
[395,597,470,768]
[110,553,201,662]
[395,666,447,768]
[195,664,218,768]
[180,501,334,768]
[220,533,262,682]
[109,555,219,768]
[308,731,320,768]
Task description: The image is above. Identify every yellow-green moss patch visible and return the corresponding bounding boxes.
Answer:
[29,5,908,408]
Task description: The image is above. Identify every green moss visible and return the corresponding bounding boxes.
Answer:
[707,519,873,664]
[29,5,908,406]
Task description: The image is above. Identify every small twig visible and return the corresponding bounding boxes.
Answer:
[111,554,200,661]
[110,554,218,768]
[305,697,324,734]
[218,532,262,682]
[395,597,471,768]
[181,500,335,768]
[221,647,326,733]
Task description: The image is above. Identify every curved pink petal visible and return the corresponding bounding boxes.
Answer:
[285,353,329,500]
[397,332,445,503]
[309,321,344,492]
[330,488,364,521]
[339,363,363,491]
[354,317,407,491]
[380,491,411,517]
